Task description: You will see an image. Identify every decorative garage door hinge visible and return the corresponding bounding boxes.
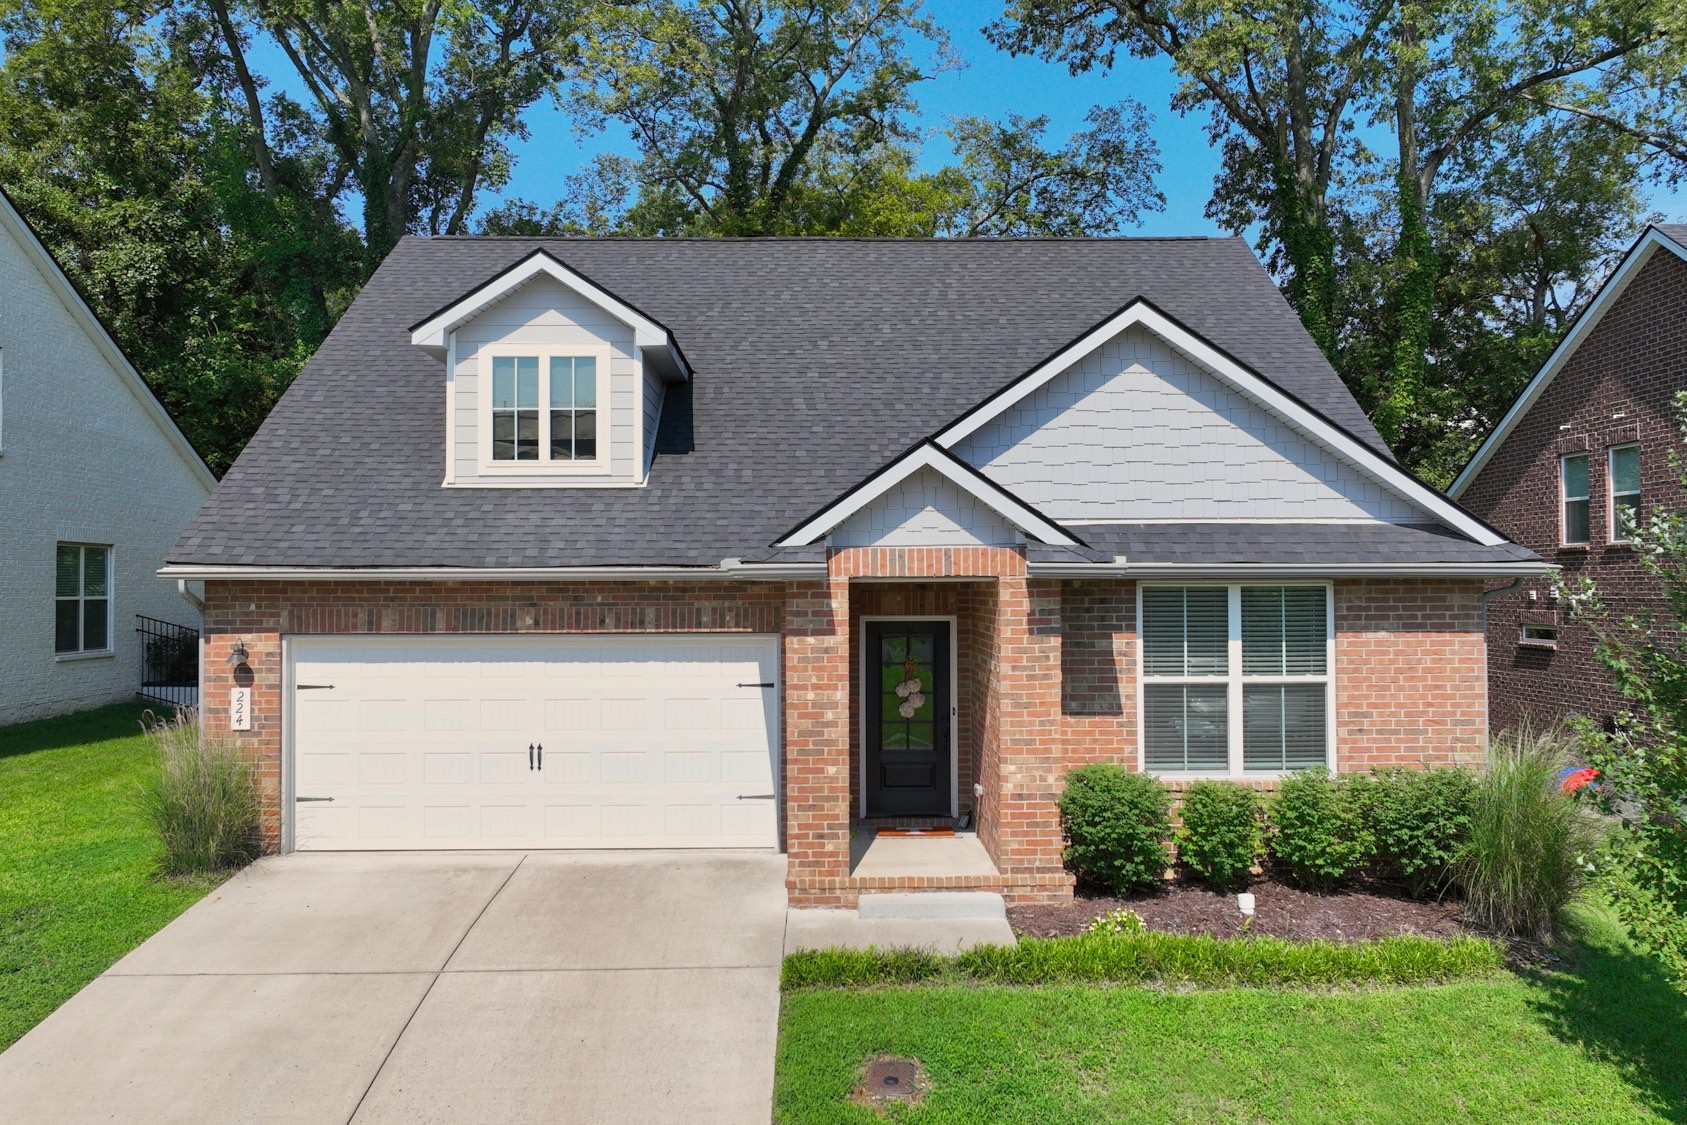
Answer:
[737,682,775,688]
[296,684,335,690]
[295,796,334,802]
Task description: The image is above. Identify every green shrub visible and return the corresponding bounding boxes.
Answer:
[1086,908,1146,936]
[1058,763,1172,894]
[138,709,261,876]
[1356,767,1477,899]
[1177,781,1263,890]
[1603,839,1687,982]
[781,930,1504,991]
[1269,768,1368,893]
[1458,725,1606,941]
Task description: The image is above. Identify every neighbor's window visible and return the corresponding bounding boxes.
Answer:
[489,353,600,464]
[1561,453,1590,546]
[1609,444,1640,543]
[1521,624,1559,647]
[1141,585,1331,775]
[55,543,111,655]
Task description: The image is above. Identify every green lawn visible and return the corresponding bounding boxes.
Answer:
[776,905,1687,1124]
[0,703,222,1050]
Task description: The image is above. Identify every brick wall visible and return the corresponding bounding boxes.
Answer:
[1460,246,1687,732]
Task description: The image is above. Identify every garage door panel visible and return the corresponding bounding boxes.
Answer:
[289,635,779,850]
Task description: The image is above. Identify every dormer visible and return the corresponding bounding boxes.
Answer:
[410,250,689,488]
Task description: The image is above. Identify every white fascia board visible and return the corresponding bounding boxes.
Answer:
[1449,228,1687,498]
[0,191,216,491]
[775,442,1080,547]
[1027,560,1555,579]
[159,562,825,582]
[933,299,1508,547]
[410,249,679,364]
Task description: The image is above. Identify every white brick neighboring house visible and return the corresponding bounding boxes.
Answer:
[0,187,215,726]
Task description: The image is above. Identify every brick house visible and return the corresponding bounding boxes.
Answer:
[0,186,214,726]
[164,238,1544,906]
[1451,224,1687,734]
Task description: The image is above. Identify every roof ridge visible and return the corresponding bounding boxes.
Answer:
[412,234,1231,244]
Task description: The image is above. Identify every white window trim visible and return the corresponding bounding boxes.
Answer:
[1560,452,1591,547]
[474,342,613,475]
[1520,624,1560,648]
[1135,581,1336,780]
[54,542,115,658]
[1608,443,1640,545]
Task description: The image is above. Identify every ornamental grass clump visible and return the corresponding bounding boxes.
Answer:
[1177,781,1263,890]
[1058,764,1173,893]
[1269,768,1369,893]
[1458,725,1605,941]
[1355,767,1477,899]
[138,709,261,876]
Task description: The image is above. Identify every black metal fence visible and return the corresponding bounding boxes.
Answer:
[136,615,199,710]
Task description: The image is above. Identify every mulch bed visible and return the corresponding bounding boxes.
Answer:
[1009,876,1473,942]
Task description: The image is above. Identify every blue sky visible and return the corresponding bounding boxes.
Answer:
[248,0,1683,234]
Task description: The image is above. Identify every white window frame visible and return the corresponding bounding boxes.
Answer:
[1560,452,1591,547]
[1520,623,1559,648]
[54,542,115,659]
[1607,443,1640,545]
[1136,581,1335,779]
[475,342,612,475]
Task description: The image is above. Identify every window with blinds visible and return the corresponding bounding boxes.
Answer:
[1141,585,1331,775]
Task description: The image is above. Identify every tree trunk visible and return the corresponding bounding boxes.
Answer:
[1382,15,1435,450]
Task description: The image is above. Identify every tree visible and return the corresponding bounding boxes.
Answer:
[1560,398,1687,980]
[0,0,362,473]
[234,0,584,270]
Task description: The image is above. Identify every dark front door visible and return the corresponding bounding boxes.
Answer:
[864,620,952,817]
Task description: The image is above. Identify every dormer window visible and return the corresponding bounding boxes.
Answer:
[480,345,608,472]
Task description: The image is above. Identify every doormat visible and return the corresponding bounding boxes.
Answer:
[875,827,956,838]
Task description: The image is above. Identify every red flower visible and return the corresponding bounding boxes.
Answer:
[1560,768,1600,794]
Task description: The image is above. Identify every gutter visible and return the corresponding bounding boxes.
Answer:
[1026,561,1557,579]
[158,560,828,583]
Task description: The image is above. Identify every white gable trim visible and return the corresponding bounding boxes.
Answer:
[776,443,1081,547]
[408,248,690,379]
[933,299,1506,547]
[1448,227,1687,499]
[0,189,215,489]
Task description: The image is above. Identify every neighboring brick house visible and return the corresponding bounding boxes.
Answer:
[0,186,214,726]
[1452,225,1687,734]
[164,237,1544,907]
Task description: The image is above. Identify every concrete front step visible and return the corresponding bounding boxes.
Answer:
[855,891,1007,921]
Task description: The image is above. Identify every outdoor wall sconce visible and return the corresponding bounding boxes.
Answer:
[227,641,250,668]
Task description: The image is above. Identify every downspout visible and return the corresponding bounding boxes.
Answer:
[1481,577,1524,603]
[176,579,205,615]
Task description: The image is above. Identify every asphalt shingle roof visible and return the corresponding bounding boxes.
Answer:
[172,236,1444,570]
[1034,523,1539,566]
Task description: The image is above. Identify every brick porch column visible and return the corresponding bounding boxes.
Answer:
[782,577,853,904]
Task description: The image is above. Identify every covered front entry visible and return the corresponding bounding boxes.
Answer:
[861,619,954,816]
[286,634,780,851]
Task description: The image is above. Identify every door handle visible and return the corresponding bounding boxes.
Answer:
[528,743,535,771]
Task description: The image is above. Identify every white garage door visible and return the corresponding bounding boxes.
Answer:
[287,635,779,850]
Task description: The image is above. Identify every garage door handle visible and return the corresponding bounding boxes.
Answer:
[296,796,334,802]
[738,682,775,689]
[528,743,535,771]
[737,793,775,800]
[536,743,543,770]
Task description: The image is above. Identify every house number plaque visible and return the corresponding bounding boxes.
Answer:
[230,686,251,731]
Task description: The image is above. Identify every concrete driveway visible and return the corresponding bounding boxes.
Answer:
[0,851,788,1124]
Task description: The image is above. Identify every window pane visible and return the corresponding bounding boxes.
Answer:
[515,410,538,460]
[1241,587,1283,675]
[1615,496,1639,539]
[55,600,80,653]
[549,357,574,409]
[515,357,538,407]
[492,412,515,460]
[1565,498,1590,544]
[1282,587,1326,675]
[1244,683,1327,771]
[56,545,81,597]
[492,357,516,409]
[1612,446,1640,494]
[574,356,597,407]
[575,410,597,460]
[550,410,575,460]
[1562,454,1589,500]
[1142,587,1227,676]
[82,546,108,596]
[1143,683,1228,772]
[82,598,108,651]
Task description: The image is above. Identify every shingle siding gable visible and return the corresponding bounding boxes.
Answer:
[830,466,1022,547]
[954,325,1425,523]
